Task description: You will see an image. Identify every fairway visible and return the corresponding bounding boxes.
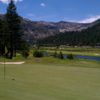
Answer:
[0,60,100,100]
[1,0,100,100]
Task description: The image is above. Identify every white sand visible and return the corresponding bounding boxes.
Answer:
[0,62,25,65]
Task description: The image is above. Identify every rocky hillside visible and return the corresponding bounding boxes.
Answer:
[21,18,91,39]
[0,14,98,40]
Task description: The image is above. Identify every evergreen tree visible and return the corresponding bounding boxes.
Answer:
[0,19,6,56]
[5,0,25,59]
[0,19,3,55]
[0,19,3,46]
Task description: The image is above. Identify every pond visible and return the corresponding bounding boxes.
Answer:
[43,52,100,61]
[63,54,100,61]
[75,55,100,61]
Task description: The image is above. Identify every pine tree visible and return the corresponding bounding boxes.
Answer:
[0,19,6,56]
[0,19,3,55]
[5,0,24,59]
[0,19,3,45]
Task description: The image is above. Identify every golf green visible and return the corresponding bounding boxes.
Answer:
[0,62,100,100]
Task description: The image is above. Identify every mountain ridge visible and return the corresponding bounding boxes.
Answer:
[0,14,99,40]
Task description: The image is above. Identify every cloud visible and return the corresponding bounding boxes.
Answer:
[40,3,46,7]
[27,13,36,18]
[62,15,100,23]
[27,13,58,21]
[78,15,100,23]
[0,0,23,4]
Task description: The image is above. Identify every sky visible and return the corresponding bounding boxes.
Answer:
[0,0,100,23]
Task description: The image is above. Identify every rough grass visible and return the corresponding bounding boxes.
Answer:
[0,58,100,100]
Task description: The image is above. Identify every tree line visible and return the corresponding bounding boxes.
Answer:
[38,22,100,47]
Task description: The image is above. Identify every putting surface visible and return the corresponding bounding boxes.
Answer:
[0,62,100,100]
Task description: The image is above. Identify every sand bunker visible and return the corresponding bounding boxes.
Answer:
[0,62,25,65]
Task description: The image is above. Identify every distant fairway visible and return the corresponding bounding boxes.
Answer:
[0,58,100,100]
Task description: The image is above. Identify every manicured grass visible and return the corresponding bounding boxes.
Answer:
[0,58,100,100]
[41,47,100,57]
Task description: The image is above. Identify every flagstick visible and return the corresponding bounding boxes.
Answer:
[4,55,6,80]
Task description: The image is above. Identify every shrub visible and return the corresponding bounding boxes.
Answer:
[67,54,74,60]
[33,50,43,58]
[58,51,64,59]
[43,51,48,57]
[22,51,29,58]
[53,51,58,58]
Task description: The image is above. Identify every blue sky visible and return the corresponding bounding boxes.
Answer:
[0,0,100,23]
